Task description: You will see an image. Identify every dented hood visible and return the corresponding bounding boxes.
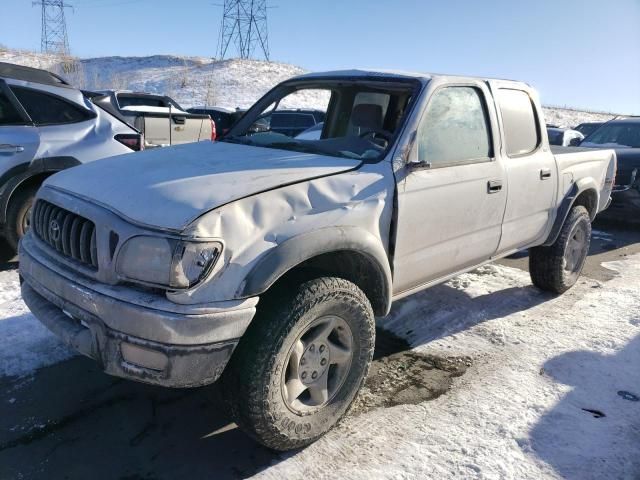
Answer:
[45,141,361,230]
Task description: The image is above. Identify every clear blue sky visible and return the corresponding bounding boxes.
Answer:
[4,0,640,113]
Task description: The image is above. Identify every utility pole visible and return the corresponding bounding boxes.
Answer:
[33,0,72,56]
[217,0,270,61]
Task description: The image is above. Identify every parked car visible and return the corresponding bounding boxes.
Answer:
[0,62,142,250]
[264,109,325,137]
[186,106,244,136]
[91,90,214,147]
[578,117,640,221]
[546,127,584,146]
[20,69,616,451]
[574,121,604,137]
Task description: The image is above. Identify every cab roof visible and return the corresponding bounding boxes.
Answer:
[294,68,528,88]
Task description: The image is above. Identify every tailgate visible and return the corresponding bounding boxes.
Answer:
[142,113,212,147]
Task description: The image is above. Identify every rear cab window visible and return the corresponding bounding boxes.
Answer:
[117,94,182,110]
[10,86,95,126]
[496,88,540,156]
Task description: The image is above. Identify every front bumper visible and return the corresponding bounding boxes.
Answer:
[19,235,258,388]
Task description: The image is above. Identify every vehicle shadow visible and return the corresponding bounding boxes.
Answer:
[529,333,640,479]
[0,316,410,480]
[0,356,282,480]
[382,277,554,348]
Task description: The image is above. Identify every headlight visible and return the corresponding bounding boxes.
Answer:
[116,236,222,289]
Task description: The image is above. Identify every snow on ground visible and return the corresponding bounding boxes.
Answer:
[256,257,640,480]
[0,49,618,126]
[0,270,74,378]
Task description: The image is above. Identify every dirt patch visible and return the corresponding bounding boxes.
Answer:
[351,329,472,415]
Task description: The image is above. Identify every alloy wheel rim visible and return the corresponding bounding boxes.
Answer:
[22,206,32,234]
[282,315,354,414]
[564,222,587,273]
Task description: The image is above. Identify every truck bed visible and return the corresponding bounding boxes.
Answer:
[551,145,617,214]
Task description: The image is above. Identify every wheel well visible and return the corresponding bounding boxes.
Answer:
[573,189,598,220]
[4,172,50,211]
[265,250,389,316]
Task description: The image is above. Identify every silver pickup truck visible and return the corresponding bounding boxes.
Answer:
[90,90,215,147]
[20,70,616,451]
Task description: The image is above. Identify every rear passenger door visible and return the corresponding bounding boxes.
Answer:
[0,81,40,172]
[392,82,507,295]
[8,85,96,158]
[490,83,556,254]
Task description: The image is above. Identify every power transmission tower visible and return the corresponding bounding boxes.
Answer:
[33,0,72,56]
[217,0,270,61]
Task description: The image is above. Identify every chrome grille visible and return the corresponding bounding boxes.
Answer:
[32,200,98,269]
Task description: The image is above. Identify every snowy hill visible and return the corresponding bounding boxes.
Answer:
[0,48,617,127]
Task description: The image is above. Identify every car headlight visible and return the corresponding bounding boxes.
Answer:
[116,236,222,289]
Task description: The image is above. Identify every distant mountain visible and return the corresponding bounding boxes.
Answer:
[0,48,617,126]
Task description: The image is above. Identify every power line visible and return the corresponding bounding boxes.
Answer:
[217,0,270,61]
[32,0,72,56]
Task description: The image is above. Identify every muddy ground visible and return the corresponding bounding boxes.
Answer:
[1,220,639,479]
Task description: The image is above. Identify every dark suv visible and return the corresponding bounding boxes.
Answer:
[267,109,326,137]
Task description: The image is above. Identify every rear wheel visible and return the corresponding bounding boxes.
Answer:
[5,185,38,252]
[223,277,375,451]
[529,205,591,293]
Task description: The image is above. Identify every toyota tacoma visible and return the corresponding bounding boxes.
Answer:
[20,70,616,450]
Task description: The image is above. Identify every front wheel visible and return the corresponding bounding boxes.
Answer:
[529,205,591,293]
[5,185,38,252]
[223,277,375,451]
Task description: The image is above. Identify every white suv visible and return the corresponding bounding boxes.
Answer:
[0,62,142,250]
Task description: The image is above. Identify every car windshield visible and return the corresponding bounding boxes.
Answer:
[575,123,601,137]
[581,122,640,148]
[221,79,418,161]
[547,129,564,145]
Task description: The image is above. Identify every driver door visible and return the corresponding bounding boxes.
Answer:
[392,82,507,295]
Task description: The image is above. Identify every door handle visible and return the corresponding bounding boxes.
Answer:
[487,179,503,193]
[540,168,552,180]
[0,144,24,154]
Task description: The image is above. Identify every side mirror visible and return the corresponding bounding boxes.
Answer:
[407,160,432,170]
[569,137,582,147]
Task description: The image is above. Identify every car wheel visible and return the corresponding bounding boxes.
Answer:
[529,205,591,293]
[223,276,375,451]
[5,185,38,252]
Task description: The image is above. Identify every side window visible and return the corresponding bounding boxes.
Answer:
[0,90,27,126]
[417,86,492,167]
[10,87,93,126]
[496,88,540,156]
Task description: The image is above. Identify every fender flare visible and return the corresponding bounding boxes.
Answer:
[239,226,393,316]
[542,178,600,247]
[0,156,80,224]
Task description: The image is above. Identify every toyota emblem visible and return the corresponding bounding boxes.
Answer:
[49,219,61,242]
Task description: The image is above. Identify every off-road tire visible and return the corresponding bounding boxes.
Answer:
[5,185,38,252]
[529,205,591,294]
[222,277,375,451]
